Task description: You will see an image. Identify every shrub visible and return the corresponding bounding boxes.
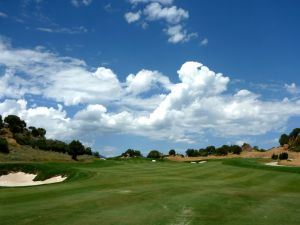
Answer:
[231,145,242,155]
[4,115,26,133]
[169,149,176,156]
[279,152,288,160]
[186,149,199,157]
[279,134,289,146]
[0,137,9,153]
[0,115,3,129]
[121,149,142,157]
[14,132,32,145]
[147,150,162,159]
[271,154,278,160]
[290,145,300,152]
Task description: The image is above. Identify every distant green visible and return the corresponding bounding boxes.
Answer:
[1,158,300,225]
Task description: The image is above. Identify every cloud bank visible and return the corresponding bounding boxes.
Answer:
[1,39,300,144]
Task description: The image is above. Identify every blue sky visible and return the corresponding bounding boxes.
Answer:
[0,0,300,156]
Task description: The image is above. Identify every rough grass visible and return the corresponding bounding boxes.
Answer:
[1,158,300,225]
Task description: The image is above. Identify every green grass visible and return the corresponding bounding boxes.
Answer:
[1,158,300,225]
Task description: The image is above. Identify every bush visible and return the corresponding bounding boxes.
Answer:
[14,132,32,145]
[4,115,26,133]
[0,115,3,129]
[279,152,288,160]
[216,145,229,156]
[290,145,300,152]
[147,150,162,159]
[186,149,199,157]
[231,145,242,155]
[279,134,289,146]
[0,137,9,153]
[121,149,142,157]
[271,154,278,160]
[169,149,176,156]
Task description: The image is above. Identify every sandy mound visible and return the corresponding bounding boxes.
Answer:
[0,172,66,187]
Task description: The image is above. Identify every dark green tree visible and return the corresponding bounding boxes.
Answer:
[85,147,92,155]
[289,128,300,139]
[186,149,198,157]
[279,152,288,160]
[0,137,9,153]
[93,151,100,158]
[231,145,242,155]
[0,115,3,129]
[68,140,85,160]
[4,115,26,133]
[216,145,229,155]
[206,146,216,155]
[279,134,289,146]
[169,149,176,156]
[147,150,162,159]
[29,127,46,138]
[121,149,142,157]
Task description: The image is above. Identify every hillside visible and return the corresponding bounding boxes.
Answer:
[0,144,95,162]
[0,115,97,162]
[167,146,300,166]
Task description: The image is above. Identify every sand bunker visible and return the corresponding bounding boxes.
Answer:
[0,172,66,187]
[265,162,284,167]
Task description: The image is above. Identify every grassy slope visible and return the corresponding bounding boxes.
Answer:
[1,158,300,225]
[0,145,94,162]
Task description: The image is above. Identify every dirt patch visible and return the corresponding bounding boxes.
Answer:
[0,172,67,187]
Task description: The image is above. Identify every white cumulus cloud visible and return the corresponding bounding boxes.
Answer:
[144,2,188,24]
[285,83,300,95]
[124,1,196,44]
[124,11,142,23]
[1,41,300,144]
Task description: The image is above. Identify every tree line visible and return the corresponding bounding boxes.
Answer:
[0,114,100,160]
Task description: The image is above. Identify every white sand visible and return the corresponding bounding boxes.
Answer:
[0,172,66,187]
[265,161,284,166]
[199,161,207,164]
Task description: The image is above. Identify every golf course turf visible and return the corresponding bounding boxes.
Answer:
[1,158,300,225]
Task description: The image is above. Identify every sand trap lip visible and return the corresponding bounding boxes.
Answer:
[0,172,67,187]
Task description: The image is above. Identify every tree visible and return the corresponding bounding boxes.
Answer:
[206,146,216,155]
[147,150,162,159]
[0,115,3,129]
[279,134,289,146]
[29,127,46,138]
[169,149,176,156]
[84,147,92,155]
[216,145,229,156]
[37,128,46,137]
[4,115,26,133]
[186,149,198,157]
[93,151,100,158]
[230,145,242,155]
[121,149,142,157]
[68,140,85,160]
[289,128,300,139]
[0,137,9,153]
